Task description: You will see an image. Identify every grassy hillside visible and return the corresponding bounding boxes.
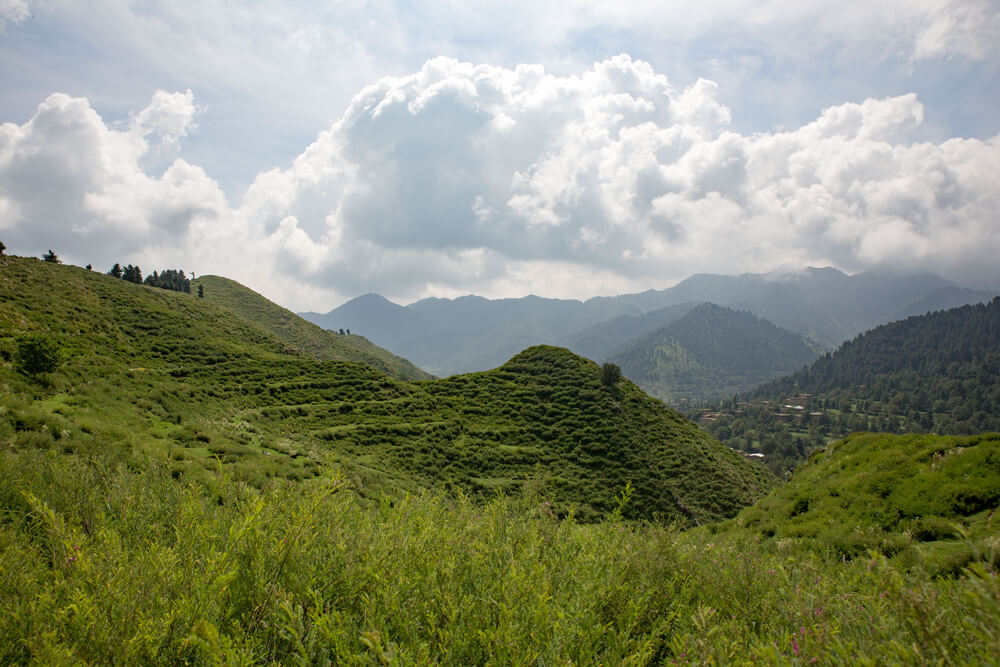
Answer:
[610,303,821,406]
[0,256,771,523]
[729,432,1000,576]
[193,276,431,380]
[2,428,998,664]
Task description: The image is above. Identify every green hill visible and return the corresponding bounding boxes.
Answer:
[701,298,1000,472]
[609,303,821,406]
[193,275,432,380]
[0,256,773,523]
[730,431,1000,575]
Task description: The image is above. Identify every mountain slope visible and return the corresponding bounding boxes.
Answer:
[195,276,431,380]
[608,303,822,405]
[701,298,1000,473]
[732,432,1000,574]
[0,257,773,523]
[557,302,698,362]
[590,267,995,348]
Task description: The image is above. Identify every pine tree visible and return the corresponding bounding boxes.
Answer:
[42,249,61,263]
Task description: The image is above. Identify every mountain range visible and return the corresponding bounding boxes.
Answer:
[301,267,997,378]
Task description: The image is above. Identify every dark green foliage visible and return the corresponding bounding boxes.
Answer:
[600,362,621,387]
[197,284,204,298]
[144,269,191,293]
[0,240,5,255]
[703,298,1000,471]
[42,249,61,263]
[14,335,60,376]
[121,264,142,284]
[108,263,122,278]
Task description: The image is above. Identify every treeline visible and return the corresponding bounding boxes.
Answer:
[701,298,1000,473]
[108,263,199,296]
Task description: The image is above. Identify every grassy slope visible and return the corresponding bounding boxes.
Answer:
[730,431,1000,574]
[2,433,998,664]
[0,257,772,523]
[193,275,432,380]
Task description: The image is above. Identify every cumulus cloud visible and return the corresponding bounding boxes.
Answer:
[2,56,999,311]
[0,91,226,267]
[0,0,28,28]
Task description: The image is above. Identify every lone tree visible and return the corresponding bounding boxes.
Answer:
[600,362,622,387]
[42,249,61,264]
[197,284,204,298]
[15,335,61,377]
[0,240,6,255]
[109,263,123,278]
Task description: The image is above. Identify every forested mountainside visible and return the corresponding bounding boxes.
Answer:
[700,299,1000,473]
[0,256,772,524]
[608,303,821,406]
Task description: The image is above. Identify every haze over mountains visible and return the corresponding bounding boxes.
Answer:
[302,267,998,378]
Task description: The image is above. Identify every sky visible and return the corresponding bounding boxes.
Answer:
[1,1,998,312]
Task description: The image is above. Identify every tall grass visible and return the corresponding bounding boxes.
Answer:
[2,443,998,665]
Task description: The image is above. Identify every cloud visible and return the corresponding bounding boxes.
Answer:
[2,56,999,312]
[0,90,226,266]
[0,0,28,28]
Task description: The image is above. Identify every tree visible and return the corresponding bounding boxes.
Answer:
[15,335,61,377]
[197,284,204,298]
[601,362,622,387]
[0,240,5,255]
[85,264,92,271]
[109,263,123,279]
[42,249,61,264]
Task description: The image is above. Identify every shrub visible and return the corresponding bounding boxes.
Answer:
[600,362,622,387]
[14,335,61,376]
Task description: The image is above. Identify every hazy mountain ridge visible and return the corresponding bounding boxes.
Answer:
[608,303,822,405]
[302,267,996,377]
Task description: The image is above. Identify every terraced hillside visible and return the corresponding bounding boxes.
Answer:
[193,275,432,380]
[0,257,774,523]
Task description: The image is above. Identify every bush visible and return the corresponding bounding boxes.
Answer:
[600,362,622,387]
[14,335,61,376]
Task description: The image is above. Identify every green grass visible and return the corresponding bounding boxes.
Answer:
[727,432,1000,575]
[0,256,773,523]
[193,275,432,381]
[1,440,998,665]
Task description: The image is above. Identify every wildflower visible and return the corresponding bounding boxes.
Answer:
[792,639,799,656]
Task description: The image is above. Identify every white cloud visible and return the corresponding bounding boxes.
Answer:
[2,56,999,313]
[0,0,28,28]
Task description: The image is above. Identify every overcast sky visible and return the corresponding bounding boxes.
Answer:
[1,1,998,311]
